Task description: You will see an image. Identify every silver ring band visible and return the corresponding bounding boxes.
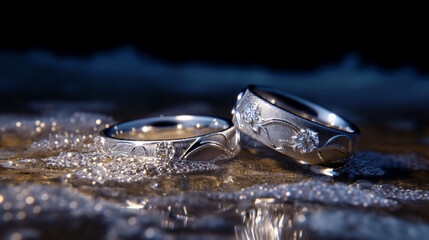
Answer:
[232,85,360,166]
[99,115,240,161]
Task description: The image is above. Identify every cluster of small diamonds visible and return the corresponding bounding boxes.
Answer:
[292,129,319,154]
[242,103,261,123]
[155,142,175,160]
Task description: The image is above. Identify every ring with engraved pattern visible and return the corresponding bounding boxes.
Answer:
[99,115,240,162]
[231,85,360,166]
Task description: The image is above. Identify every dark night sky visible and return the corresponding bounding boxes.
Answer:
[1,17,428,73]
[1,16,428,119]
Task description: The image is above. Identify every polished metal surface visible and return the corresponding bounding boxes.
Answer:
[100,115,240,161]
[232,85,360,166]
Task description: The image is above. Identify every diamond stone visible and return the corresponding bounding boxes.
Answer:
[155,142,175,160]
[292,129,319,154]
[243,103,261,123]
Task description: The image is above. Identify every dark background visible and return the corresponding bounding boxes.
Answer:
[2,15,428,72]
[3,28,428,72]
[1,21,428,121]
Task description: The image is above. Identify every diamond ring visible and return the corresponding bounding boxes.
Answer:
[232,85,360,166]
[98,115,240,161]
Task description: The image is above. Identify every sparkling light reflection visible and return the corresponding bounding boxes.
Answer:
[175,115,195,121]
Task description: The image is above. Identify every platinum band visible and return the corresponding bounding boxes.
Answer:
[232,85,360,166]
[99,115,240,161]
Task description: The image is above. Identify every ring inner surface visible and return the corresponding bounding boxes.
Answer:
[252,87,355,133]
[106,116,230,141]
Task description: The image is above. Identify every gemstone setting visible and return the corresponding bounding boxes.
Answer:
[292,129,319,154]
[155,142,175,160]
[242,103,261,124]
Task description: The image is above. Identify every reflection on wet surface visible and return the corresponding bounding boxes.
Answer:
[0,108,428,239]
[235,202,307,240]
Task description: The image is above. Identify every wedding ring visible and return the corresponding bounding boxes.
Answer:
[99,115,240,161]
[232,85,360,166]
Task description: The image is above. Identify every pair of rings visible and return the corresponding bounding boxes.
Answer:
[99,85,360,166]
